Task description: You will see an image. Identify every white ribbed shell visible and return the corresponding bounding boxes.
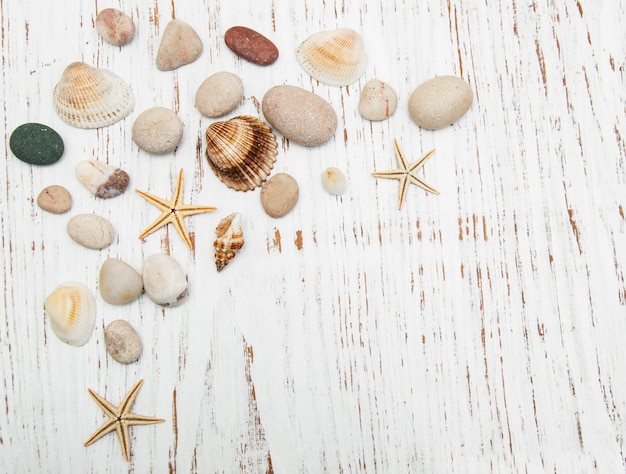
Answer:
[44,282,96,346]
[53,62,134,129]
[296,28,367,87]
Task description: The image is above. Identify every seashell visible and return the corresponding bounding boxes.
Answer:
[214,212,244,272]
[142,254,188,306]
[296,28,367,87]
[53,62,134,129]
[205,115,278,192]
[44,282,96,346]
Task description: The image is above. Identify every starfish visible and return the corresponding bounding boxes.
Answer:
[84,379,165,461]
[371,138,440,210]
[136,169,216,249]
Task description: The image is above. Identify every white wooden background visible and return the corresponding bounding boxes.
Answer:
[1,0,625,472]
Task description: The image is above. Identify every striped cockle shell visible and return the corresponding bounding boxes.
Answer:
[205,115,278,192]
[296,28,367,87]
[53,62,134,129]
[214,212,244,272]
[44,282,96,346]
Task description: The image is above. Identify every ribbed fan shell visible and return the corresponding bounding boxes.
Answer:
[53,62,134,129]
[205,116,278,191]
[44,282,96,346]
[296,28,367,87]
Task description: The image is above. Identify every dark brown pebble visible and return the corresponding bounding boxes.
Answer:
[224,26,279,66]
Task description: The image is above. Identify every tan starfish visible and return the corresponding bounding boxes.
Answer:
[136,169,216,249]
[84,379,165,461]
[372,138,440,210]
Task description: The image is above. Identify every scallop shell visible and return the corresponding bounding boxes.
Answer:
[44,282,96,346]
[205,115,278,192]
[214,212,244,272]
[53,62,134,129]
[296,28,367,87]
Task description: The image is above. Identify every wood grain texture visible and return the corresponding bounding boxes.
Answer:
[1,0,625,472]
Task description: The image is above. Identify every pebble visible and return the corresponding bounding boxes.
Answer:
[260,173,299,217]
[104,320,142,364]
[67,214,115,249]
[99,258,143,305]
[76,160,130,198]
[9,123,64,165]
[358,79,398,121]
[132,107,184,154]
[408,75,473,130]
[156,19,203,71]
[321,167,347,195]
[95,8,135,46]
[262,85,337,146]
[195,72,244,118]
[224,26,279,66]
[142,254,188,306]
[37,185,72,214]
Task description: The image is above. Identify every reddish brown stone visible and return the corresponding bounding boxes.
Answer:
[224,26,279,66]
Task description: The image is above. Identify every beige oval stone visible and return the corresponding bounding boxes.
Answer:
[99,258,143,305]
[408,75,473,130]
[358,79,398,121]
[37,185,72,213]
[260,173,299,217]
[261,85,337,146]
[104,320,142,364]
[132,107,183,154]
[195,72,244,118]
[67,214,115,249]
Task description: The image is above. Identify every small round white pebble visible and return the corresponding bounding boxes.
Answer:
[195,71,244,118]
[321,167,347,195]
[132,107,184,154]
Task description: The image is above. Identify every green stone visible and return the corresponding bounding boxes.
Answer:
[9,123,64,165]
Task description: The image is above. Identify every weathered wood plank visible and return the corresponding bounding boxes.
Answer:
[1,0,625,472]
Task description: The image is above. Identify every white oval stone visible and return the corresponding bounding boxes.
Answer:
[408,75,473,130]
[195,72,244,118]
[98,258,143,305]
[104,320,142,364]
[358,79,398,121]
[142,254,188,306]
[132,107,183,154]
[67,214,115,249]
[321,167,347,195]
[261,85,337,146]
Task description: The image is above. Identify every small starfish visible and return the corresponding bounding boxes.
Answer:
[84,379,165,461]
[372,138,440,210]
[136,169,216,249]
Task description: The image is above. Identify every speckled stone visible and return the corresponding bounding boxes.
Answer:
[9,123,64,165]
[408,75,473,130]
[260,173,299,217]
[67,214,115,249]
[104,320,142,364]
[37,185,72,213]
[262,85,337,146]
[195,72,244,118]
[96,8,136,46]
[132,107,184,154]
[224,26,279,66]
